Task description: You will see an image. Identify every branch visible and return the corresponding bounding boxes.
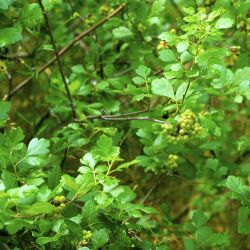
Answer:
[38,0,76,118]
[86,116,167,124]
[6,4,126,99]
[75,109,169,124]
[73,109,170,124]
[87,109,149,118]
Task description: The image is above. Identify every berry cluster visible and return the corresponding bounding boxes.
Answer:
[162,109,202,144]
[76,230,92,248]
[52,195,66,218]
[157,40,169,50]
[167,154,179,169]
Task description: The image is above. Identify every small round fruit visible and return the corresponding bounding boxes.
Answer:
[58,195,65,202]
[53,196,60,203]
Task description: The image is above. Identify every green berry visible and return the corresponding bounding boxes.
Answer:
[54,206,62,214]
[58,195,65,203]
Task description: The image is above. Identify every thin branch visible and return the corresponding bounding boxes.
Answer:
[73,109,169,124]
[7,4,126,99]
[38,0,76,118]
[82,115,168,124]
[88,109,149,119]
[181,78,191,105]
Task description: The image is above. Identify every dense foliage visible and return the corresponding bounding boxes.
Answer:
[0,0,249,249]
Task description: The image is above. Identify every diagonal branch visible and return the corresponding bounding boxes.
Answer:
[6,3,126,100]
[38,0,76,118]
[75,111,169,124]
[86,116,167,124]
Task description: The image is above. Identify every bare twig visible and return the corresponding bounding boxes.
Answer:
[7,4,126,99]
[38,0,76,118]
[83,115,168,124]
[88,109,149,118]
[73,108,168,124]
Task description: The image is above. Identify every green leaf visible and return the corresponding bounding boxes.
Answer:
[20,3,43,28]
[176,41,189,53]
[21,202,55,215]
[135,65,151,79]
[201,231,230,247]
[151,78,175,99]
[65,219,83,240]
[82,200,98,225]
[1,170,17,190]
[156,244,169,250]
[0,127,25,169]
[207,8,225,22]
[0,0,13,10]
[110,185,136,202]
[115,159,140,172]
[180,51,193,63]
[80,152,96,169]
[159,49,177,62]
[226,176,250,203]
[238,206,250,234]
[226,176,244,192]
[92,229,109,249]
[151,0,166,16]
[234,95,243,103]
[113,26,133,39]
[196,48,229,66]
[26,138,50,166]
[216,18,234,29]
[0,24,22,46]
[175,82,188,101]
[184,238,196,250]
[132,76,144,85]
[183,7,195,15]
[92,135,120,161]
[47,166,61,189]
[0,101,10,128]
[192,211,209,228]
[36,235,60,245]
[158,32,177,45]
[61,174,80,193]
